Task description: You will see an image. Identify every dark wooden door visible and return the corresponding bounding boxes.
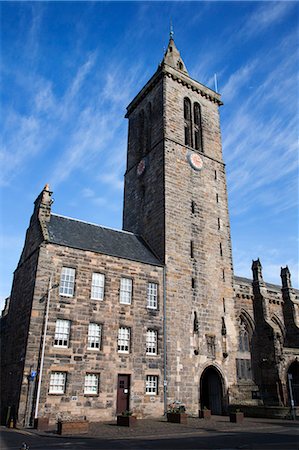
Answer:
[116,375,130,414]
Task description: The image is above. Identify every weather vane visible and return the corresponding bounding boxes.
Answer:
[170,19,174,39]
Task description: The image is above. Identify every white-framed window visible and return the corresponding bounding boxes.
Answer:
[84,374,99,395]
[120,278,133,305]
[54,319,70,347]
[146,329,157,355]
[59,267,75,297]
[145,375,158,395]
[91,273,105,300]
[87,323,101,350]
[49,372,66,394]
[147,282,158,309]
[118,327,130,353]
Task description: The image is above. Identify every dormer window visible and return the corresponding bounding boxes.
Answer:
[178,61,183,70]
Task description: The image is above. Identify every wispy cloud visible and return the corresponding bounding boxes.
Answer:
[241,2,296,40]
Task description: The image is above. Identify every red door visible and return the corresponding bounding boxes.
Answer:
[116,375,130,414]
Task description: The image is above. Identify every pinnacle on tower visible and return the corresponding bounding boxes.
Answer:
[162,29,189,75]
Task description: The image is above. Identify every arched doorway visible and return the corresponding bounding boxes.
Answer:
[200,366,224,415]
[287,361,299,406]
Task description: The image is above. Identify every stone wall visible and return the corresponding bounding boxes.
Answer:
[19,243,164,424]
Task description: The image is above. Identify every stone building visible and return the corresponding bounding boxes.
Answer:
[1,35,299,426]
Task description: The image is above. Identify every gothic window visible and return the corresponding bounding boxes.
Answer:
[193,102,203,151]
[236,358,251,381]
[184,97,192,147]
[236,316,253,381]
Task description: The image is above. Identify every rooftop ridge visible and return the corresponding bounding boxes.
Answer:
[51,213,135,236]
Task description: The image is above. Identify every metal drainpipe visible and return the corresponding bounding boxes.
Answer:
[163,265,168,414]
[34,275,53,421]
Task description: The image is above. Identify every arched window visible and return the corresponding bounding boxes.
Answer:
[193,102,203,152]
[236,316,253,381]
[184,98,192,147]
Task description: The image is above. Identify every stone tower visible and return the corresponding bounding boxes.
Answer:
[123,35,237,414]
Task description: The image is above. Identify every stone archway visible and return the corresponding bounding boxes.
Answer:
[287,360,299,406]
[200,366,224,415]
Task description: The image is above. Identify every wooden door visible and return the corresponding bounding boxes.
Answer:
[116,374,130,414]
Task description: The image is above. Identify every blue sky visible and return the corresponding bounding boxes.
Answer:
[1,1,298,309]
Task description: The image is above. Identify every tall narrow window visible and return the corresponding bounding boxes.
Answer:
[184,98,192,147]
[220,242,223,257]
[91,273,105,300]
[120,278,133,305]
[118,327,130,353]
[146,329,158,355]
[54,319,70,347]
[49,372,66,394]
[191,200,195,214]
[193,102,203,151]
[236,317,252,381]
[59,267,75,297]
[216,193,219,203]
[190,240,194,258]
[147,282,158,309]
[88,323,101,350]
[84,374,99,395]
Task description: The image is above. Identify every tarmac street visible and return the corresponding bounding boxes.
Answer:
[0,416,298,450]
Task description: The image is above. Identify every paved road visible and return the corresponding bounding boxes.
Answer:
[1,417,298,450]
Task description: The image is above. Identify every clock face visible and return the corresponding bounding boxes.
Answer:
[137,158,146,177]
[187,152,203,171]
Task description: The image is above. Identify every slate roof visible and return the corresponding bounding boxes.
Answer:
[47,214,162,267]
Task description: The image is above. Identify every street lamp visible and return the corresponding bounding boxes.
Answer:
[33,275,59,424]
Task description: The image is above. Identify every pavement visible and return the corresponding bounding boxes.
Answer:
[1,415,299,449]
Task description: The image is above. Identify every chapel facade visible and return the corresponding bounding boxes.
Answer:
[1,35,299,426]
